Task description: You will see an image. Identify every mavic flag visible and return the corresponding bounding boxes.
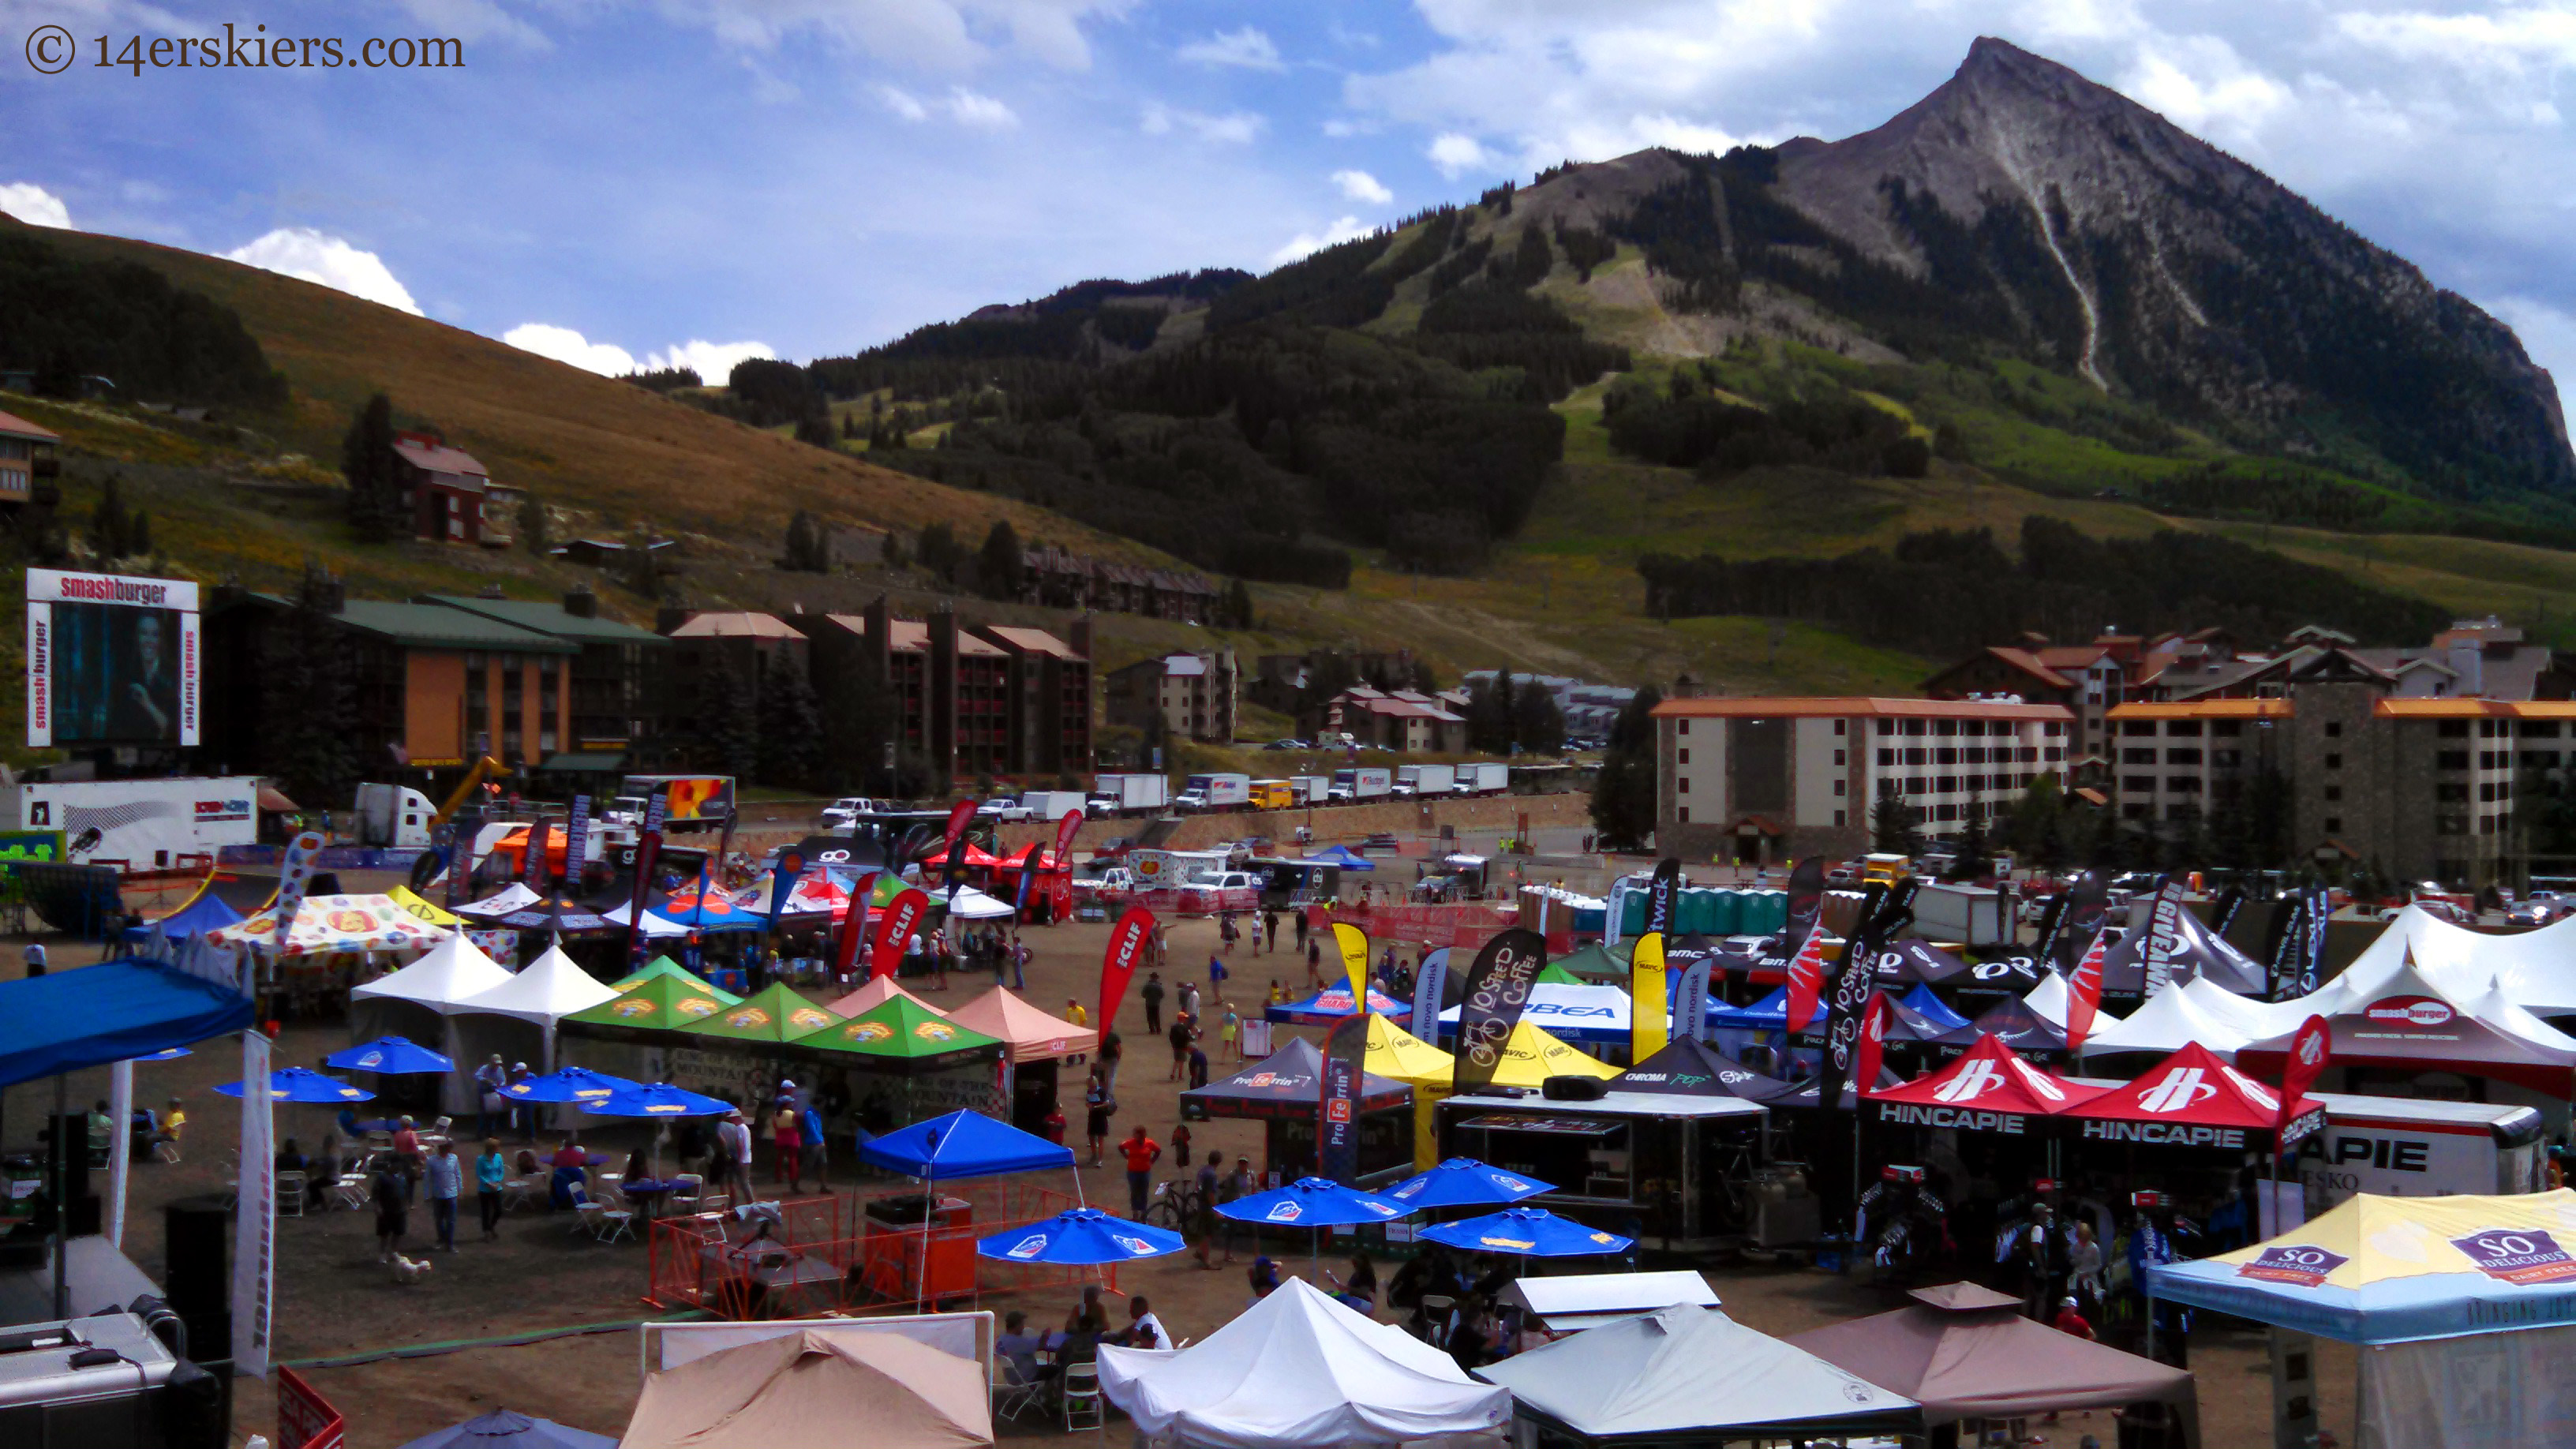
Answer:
[1453,927,1547,1095]
[2279,1014,2332,1148]
[1644,857,1682,937]
[2065,927,2110,1050]
[1630,930,1671,1061]
[2301,883,2331,998]
[1783,924,1833,1034]
[832,873,880,980]
[1333,921,1372,1002]
[1320,1010,1369,1184]
[870,887,928,981]
[1100,906,1155,1034]
[1819,880,1911,1113]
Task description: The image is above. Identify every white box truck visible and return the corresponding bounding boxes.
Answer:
[1178,773,1251,811]
[2297,1094,2547,1205]
[354,783,439,848]
[1455,763,1510,796]
[1910,881,2013,947]
[1393,764,1455,797]
[1089,774,1173,816]
[1329,767,1392,803]
[11,777,261,873]
[1288,775,1332,806]
[1020,791,1089,822]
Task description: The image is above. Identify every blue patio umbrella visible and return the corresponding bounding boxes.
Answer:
[578,1082,733,1118]
[1216,1175,1410,1228]
[326,1035,455,1074]
[1383,1158,1554,1211]
[214,1067,376,1103]
[137,1046,192,1061]
[1420,1206,1634,1258]
[976,1207,1185,1265]
[502,1066,639,1104]
[395,1409,615,1449]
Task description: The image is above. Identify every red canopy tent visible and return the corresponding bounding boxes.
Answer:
[913,840,1006,870]
[1866,1034,2105,1136]
[2064,1041,2327,1153]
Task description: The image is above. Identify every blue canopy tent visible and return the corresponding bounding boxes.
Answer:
[1266,984,1413,1025]
[1303,845,1375,872]
[1897,983,1971,1033]
[860,1109,1080,1308]
[1706,986,1790,1032]
[122,891,245,946]
[0,958,253,1090]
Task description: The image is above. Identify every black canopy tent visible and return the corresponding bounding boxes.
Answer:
[1180,1037,1414,1185]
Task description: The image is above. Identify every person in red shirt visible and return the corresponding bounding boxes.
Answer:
[2051,1295,2095,1340]
[1120,1125,1161,1218]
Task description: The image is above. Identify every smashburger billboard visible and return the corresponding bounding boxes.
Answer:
[25,568,201,747]
[2358,994,2462,1039]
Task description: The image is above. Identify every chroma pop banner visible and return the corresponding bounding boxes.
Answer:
[2280,1014,2332,1148]
[1854,990,1893,1094]
[1052,808,1084,870]
[1099,905,1156,1032]
[870,887,929,980]
[1629,929,1669,1061]
[1332,921,1372,1002]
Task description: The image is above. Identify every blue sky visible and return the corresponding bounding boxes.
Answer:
[2,0,2572,415]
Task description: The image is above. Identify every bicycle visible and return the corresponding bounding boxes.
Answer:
[1145,1177,1208,1232]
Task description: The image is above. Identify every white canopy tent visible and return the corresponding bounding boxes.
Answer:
[1099,1278,1510,1449]
[350,933,513,1114]
[600,900,692,938]
[1495,1271,1719,1335]
[2024,971,2072,1028]
[2075,978,2256,1061]
[2238,951,2576,1111]
[453,883,542,921]
[2325,905,2576,1016]
[1477,1305,1918,1445]
[936,886,1017,922]
[451,942,621,1106]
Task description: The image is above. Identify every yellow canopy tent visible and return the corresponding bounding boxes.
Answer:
[1365,1015,1618,1170]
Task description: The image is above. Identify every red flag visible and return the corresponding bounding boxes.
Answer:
[1051,808,1084,871]
[1855,991,1893,1095]
[831,872,881,980]
[1784,925,1831,1034]
[941,799,977,855]
[869,887,928,981]
[1099,905,1155,1033]
[2278,1013,2332,1142]
[2065,928,2110,1049]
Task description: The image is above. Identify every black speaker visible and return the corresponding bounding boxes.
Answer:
[1541,1075,1610,1101]
[163,1196,230,1364]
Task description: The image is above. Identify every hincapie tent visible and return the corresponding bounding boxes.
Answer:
[1788,1282,2197,1442]
[943,987,1097,1064]
[1866,1035,2101,1135]
[2237,950,2576,1095]
[1479,1304,1919,1446]
[1098,1277,1509,1449]
[620,1327,991,1449]
[2065,1041,2326,1152]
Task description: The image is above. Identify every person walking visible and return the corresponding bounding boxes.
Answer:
[1248,913,1264,955]
[372,1157,410,1262]
[475,1137,507,1242]
[1179,979,1200,1020]
[507,1061,537,1140]
[1119,1124,1161,1219]
[1264,908,1280,956]
[1141,972,1166,1035]
[1010,935,1030,991]
[1101,1030,1125,1091]
[1220,1002,1241,1061]
[1084,1067,1114,1168]
[1167,1013,1193,1080]
[772,1095,805,1194]
[425,1140,463,1252]
[1293,909,1308,951]
[717,1108,755,1204]
[1065,999,1089,1063]
[799,1097,827,1190]
[1305,937,1322,988]
[1186,1042,1210,1090]
[474,1054,508,1140]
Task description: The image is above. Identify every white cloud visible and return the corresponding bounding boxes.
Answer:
[1332,169,1394,204]
[1143,103,1264,144]
[658,0,1132,72]
[1177,26,1283,71]
[2335,6,2576,75]
[1427,133,1503,178]
[0,183,71,229]
[501,324,775,383]
[1268,216,1369,266]
[2120,36,2292,145]
[877,84,930,122]
[223,228,421,315]
[943,87,1020,129]
[398,0,551,49]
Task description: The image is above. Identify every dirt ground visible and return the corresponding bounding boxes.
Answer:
[8,882,2353,1449]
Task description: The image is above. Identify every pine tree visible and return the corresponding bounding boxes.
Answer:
[1870,780,1923,856]
[978,519,1022,601]
[754,656,823,789]
[1513,677,1564,754]
[1588,686,1661,852]
[340,393,400,543]
[881,528,908,567]
[126,508,149,560]
[695,650,759,781]
[261,562,357,804]
[1226,578,1254,629]
[1949,810,1990,881]
[90,476,129,560]
[519,493,551,555]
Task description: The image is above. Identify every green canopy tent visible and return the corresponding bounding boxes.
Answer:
[787,995,1005,1076]
[672,983,839,1046]
[1534,961,1586,987]
[611,955,743,1005]
[1548,941,1632,984]
[559,973,732,1045]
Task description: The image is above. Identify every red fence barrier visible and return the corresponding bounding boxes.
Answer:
[646,1181,1104,1319]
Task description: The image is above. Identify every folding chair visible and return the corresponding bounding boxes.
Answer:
[275,1170,306,1219]
[333,1174,371,1211]
[1418,1295,1455,1347]
[501,1175,541,1212]
[991,1358,1044,1423]
[667,1174,706,1212]
[1060,1362,1104,1432]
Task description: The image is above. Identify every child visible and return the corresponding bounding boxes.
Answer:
[1220,1002,1241,1060]
[1172,1123,1193,1169]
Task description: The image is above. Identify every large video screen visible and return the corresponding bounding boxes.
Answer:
[26,570,200,747]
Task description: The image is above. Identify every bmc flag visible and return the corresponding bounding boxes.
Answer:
[1629,930,1671,1061]
[562,796,592,893]
[519,819,551,889]
[623,793,668,974]
[1332,922,1372,1002]
[1099,906,1156,1033]
[1320,1011,1369,1184]
[870,888,929,981]
[1782,925,1832,1034]
[2279,1014,2333,1147]
[1452,927,1548,1095]
[1643,857,1682,937]
[831,872,880,980]
[2065,928,2110,1050]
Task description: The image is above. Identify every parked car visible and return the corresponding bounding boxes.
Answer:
[1263,738,1307,751]
[976,799,1032,822]
[819,796,878,828]
[1360,832,1402,854]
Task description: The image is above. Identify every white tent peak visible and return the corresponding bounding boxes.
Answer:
[1477,1302,1915,1438]
[350,931,510,1013]
[453,941,618,1025]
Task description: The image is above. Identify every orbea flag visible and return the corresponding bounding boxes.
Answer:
[870,887,929,980]
[832,872,880,980]
[2065,927,2110,1050]
[1629,930,1669,1061]
[1783,925,1832,1034]
[1332,922,1372,1002]
[1100,906,1155,1032]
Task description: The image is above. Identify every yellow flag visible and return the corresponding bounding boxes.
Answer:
[1630,930,1669,1061]
[1332,922,1372,1005]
